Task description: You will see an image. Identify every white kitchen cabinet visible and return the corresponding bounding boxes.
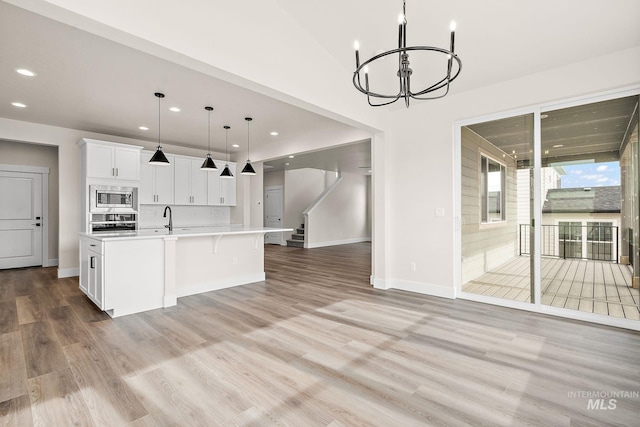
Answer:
[80,235,104,309]
[84,140,141,181]
[174,156,207,205]
[207,161,236,206]
[140,150,174,204]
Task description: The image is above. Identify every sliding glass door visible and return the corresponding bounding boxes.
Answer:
[460,113,534,304]
[459,93,640,325]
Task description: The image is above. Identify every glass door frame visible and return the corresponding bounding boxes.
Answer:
[454,85,640,331]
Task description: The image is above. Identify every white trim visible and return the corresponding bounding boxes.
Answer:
[58,267,79,278]
[460,292,640,332]
[305,237,371,249]
[0,164,49,174]
[377,279,456,299]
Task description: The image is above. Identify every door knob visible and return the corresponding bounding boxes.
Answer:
[32,223,41,226]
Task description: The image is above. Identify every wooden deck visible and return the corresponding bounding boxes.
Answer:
[463,256,640,320]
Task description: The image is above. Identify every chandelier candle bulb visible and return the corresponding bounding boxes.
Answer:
[354,40,360,67]
[450,21,456,53]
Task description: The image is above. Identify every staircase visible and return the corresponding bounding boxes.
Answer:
[286,224,305,248]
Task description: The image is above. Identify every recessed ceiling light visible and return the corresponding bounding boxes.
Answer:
[553,144,564,148]
[540,114,549,119]
[11,102,27,108]
[138,126,149,131]
[285,162,290,166]
[169,107,180,112]
[270,131,278,136]
[16,68,37,77]
[368,170,372,173]
[288,155,295,158]
[232,144,240,148]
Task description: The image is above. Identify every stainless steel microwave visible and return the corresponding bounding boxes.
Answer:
[90,185,138,213]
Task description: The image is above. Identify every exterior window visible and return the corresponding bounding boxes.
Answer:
[559,221,582,258]
[587,221,614,260]
[481,155,506,223]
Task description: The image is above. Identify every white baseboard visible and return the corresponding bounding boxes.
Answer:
[42,258,58,267]
[306,237,371,249]
[57,267,79,278]
[372,277,455,299]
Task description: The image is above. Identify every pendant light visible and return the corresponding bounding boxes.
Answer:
[148,92,171,165]
[220,125,233,178]
[200,106,218,170]
[241,117,256,175]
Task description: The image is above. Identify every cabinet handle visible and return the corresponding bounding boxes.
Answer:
[116,168,119,177]
[90,256,95,269]
[112,167,115,177]
[90,244,96,247]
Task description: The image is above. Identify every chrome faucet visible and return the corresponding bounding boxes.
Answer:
[163,206,173,232]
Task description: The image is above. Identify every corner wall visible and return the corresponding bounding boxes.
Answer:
[305,172,371,248]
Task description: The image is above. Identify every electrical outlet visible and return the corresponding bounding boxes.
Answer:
[410,262,416,271]
[233,257,238,265]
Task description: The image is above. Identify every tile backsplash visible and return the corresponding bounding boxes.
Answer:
[139,205,231,229]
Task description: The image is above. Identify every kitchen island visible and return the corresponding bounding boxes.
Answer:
[79,226,291,317]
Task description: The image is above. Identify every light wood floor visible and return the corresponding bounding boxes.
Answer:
[463,256,640,320]
[2,243,640,426]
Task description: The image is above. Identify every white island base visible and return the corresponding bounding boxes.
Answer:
[79,227,291,317]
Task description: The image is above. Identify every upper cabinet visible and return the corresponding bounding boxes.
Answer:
[80,139,141,182]
[174,156,207,205]
[207,162,236,206]
[140,150,174,205]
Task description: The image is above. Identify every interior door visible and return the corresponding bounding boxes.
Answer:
[265,186,283,244]
[0,171,43,269]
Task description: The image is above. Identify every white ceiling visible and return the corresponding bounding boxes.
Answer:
[1,0,639,173]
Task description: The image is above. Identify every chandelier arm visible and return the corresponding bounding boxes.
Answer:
[410,83,451,100]
[367,94,402,107]
[407,56,462,96]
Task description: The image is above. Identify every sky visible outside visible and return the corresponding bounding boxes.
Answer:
[560,161,620,188]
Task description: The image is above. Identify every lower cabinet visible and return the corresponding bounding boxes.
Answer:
[79,236,165,317]
[80,236,105,309]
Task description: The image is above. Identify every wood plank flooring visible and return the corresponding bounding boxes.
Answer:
[463,256,640,320]
[1,243,639,426]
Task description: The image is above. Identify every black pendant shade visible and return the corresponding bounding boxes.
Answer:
[220,165,233,178]
[241,117,256,176]
[149,92,170,165]
[220,125,234,179]
[200,106,218,171]
[149,147,170,165]
[149,92,170,166]
[201,155,217,170]
[241,162,256,175]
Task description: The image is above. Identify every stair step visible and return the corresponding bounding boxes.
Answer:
[296,228,305,234]
[291,234,304,241]
[286,239,304,248]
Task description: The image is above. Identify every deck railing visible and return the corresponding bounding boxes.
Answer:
[519,224,618,262]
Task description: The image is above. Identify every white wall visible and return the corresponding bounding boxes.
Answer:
[283,168,326,240]
[305,172,371,248]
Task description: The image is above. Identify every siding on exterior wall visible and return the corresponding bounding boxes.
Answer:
[461,127,518,283]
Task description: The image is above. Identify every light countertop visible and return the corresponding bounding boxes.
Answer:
[81,225,292,241]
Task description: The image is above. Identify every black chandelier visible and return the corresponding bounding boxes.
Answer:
[353,0,462,108]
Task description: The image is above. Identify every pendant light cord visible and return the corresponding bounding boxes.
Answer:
[157,95,161,149]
